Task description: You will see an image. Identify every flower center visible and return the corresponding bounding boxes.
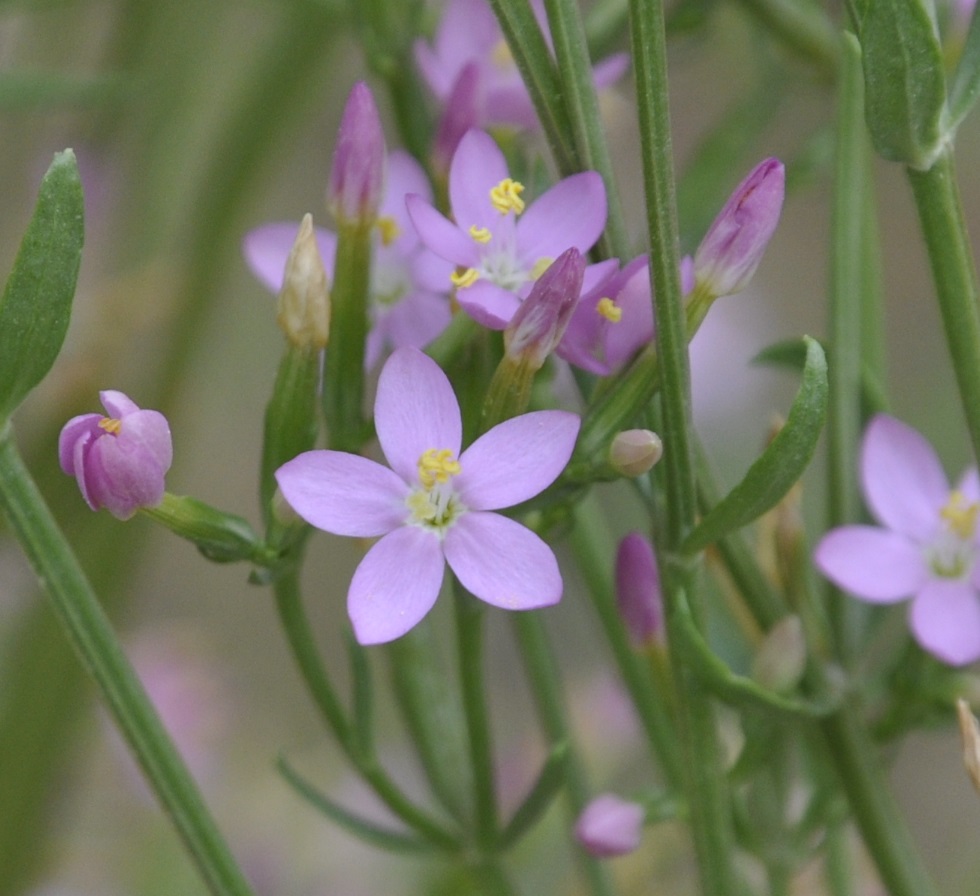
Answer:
[928,490,979,578]
[98,417,122,435]
[597,297,623,323]
[406,448,466,533]
[377,215,401,246]
[491,39,514,70]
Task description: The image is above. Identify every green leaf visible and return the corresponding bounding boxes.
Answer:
[276,755,438,854]
[859,0,947,168]
[0,150,84,422]
[682,336,827,554]
[947,0,980,131]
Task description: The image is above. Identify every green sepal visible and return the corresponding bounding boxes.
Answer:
[947,1,980,131]
[276,755,440,853]
[681,336,827,554]
[859,0,947,169]
[670,590,843,718]
[497,741,568,850]
[141,493,269,565]
[0,150,84,422]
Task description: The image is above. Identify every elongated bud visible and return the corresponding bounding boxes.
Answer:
[277,214,330,349]
[957,699,980,794]
[693,158,784,298]
[432,63,480,179]
[575,794,644,858]
[615,532,663,647]
[328,82,386,225]
[504,247,585,370]
[751,615,806,693]
[609,429,663,477]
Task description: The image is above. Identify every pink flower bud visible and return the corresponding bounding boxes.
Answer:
[575,793,645,858]
[693,158,784,298]
[504,248,585,369]
[327,82,386,224]
[58,391,172,520]
[615,532,663,646]
[609,429,663,477]
[432,63,481,178]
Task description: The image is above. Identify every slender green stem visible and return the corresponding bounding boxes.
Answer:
[906,148,980,463]
[511,613,618,896]
[454,584,499,850]
[272,565,459,849]
[732,0,839,76]
[0,427,256,896]
[543,0,629,259]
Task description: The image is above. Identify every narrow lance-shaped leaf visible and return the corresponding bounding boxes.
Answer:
[682,336,827,554]
[859,0,947,169]
[0,149,84,422]
[947,0,980,132]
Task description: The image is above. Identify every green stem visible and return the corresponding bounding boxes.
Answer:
[906,148,980,463]
[0,427,256,896]
[732,0,839,76]
[454,585,499,850]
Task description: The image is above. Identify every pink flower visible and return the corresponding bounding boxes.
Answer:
[415,0,628,135]
[615,532,663,646]
[244,150,453,369]
[58,391,172,520]
[406,129,609,329]
[327,82,385,224]
[814,414,980,665]
[575,793,644,858]
[275,347,580,644]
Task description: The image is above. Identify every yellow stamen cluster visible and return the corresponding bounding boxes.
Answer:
[941,491,979,539]
[490,178,525,215]
[596,297,623,323]
[529,257,553,280]
[451,267,480,289]
[418,448,461,489]
[98,417,122,435]
[491,39,514,69]
[469,224,492,244]
[377,215,401,246]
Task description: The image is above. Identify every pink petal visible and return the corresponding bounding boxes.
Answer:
[100,390,140,418]
[517,172,606,261]
[375,348,462,483]
[243,223,337,293]
[380,290,452,354]
[406,194,478,268]
[448,130,510,230]
[958,467,980,503]
[59,413,101,474]
[87,433,166,519]
[909,579,980,665]
[456,280,522,329]
[275,451,408,536]
[121,409,173,472]
[592,53,630,89]
[348,527,446,644]
[444,512,563,609]
[813,525,926,602]
[861,414,949,541]
[457,411,580,510]
[381,150,432,242]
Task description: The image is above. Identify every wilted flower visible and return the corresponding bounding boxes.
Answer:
[693,158,785,299]
[615,532,664,646]
[245,150,453,369]
[407,128,609,329]
[575,793,645,858]
[276,213,330,349]
[275,347,580,644]
[59,391,172,520]
[814,414,980,665]
[327,82,385,225]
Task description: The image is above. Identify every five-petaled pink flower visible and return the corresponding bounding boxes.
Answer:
[59,390,172,520]
[406,128,610,329]
[814,413,980,666]
[275,347,580,644]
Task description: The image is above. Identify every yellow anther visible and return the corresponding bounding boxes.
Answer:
[451,267,480,289]
[418,448,461,489]
[489,178,526,215]
[529,257,553,280]
[469,224,492,244]
[596,297,623,323]
[942,491,979,539]
[407,490,438,522]
[377,216,401,246]
[491,39,514,69]
[98,417,122,435]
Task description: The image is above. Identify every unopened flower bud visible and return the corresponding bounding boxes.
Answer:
[328,82,386,225]
[957,698,980,794]
[504,247,585,370]
[277,213,330,349]
[609,429,663,477]
[693,158,784,298]
[59,391,172,520]
[751,615,807,693]
[615,532,664,647]
[575,793,645,858]
[432,63,481,178]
